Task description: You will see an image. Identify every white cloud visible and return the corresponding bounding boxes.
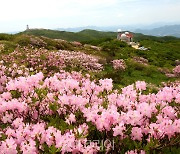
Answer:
[117,13,124,18]
[0,0,180,32]
[0,0,119,21]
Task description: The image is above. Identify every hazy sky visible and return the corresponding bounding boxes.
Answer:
[0,0,180,32]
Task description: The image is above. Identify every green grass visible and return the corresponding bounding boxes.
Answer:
[0,40,17,54]
[91,61,171,88]
[137,40,180,68]
[0,33,75,54]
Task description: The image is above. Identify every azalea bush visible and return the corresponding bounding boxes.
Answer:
[0,62,179,154]
[112,59,126,71]
[58,50,103,72]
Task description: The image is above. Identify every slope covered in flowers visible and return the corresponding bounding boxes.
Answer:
[1,47,103,75]
[0,33,180,153]
[0,60,180,153]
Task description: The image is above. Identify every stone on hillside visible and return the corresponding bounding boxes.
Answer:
[173,65,180,77]
[175,60,180,66]
[90,45,101,51]
[165,73,176,78]
[71,41,82,47]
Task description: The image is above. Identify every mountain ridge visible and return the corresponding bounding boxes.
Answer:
[56,24,180,38]
[19,29,180,43]
[134,25,180,38]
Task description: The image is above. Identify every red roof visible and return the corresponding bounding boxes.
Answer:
[125,33,133,38]
[120,33,133,38]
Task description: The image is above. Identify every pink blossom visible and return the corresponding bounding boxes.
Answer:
[135,81,146,91]
[99,78,113,91]
[0,138,17,154]
[112,59,126,70]
[131,127,143,141]
[66,113,76,124]
[113,122,125,137]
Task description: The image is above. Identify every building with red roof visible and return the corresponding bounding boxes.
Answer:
[117,31,133,42]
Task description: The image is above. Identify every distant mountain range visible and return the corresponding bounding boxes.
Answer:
[56,25,136,32]
[56,25,180,38]
[5,23,180,38]
[134,25,180,38]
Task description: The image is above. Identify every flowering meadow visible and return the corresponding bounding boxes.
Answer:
[0,50,180,154]
[0,32,180,154]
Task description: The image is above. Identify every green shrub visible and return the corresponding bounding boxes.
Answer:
[0,33,14,41]
[0,41,16,54]
[14,35,31,46]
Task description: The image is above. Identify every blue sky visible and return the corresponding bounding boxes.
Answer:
[0,0,180,32]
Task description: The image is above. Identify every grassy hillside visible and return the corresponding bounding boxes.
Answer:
[84,39,179,87]
[20,29,116,42]
[0,33,76,54]
[0,31,179,87]
[133,33,180,42]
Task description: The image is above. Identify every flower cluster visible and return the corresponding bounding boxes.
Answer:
[0,61,10,93]
[112,59,126,70]
[59,50,103,72]
[0,60,35,94]
[0,63,179,153]
[2,47,65,75]
[1,47,103,75]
